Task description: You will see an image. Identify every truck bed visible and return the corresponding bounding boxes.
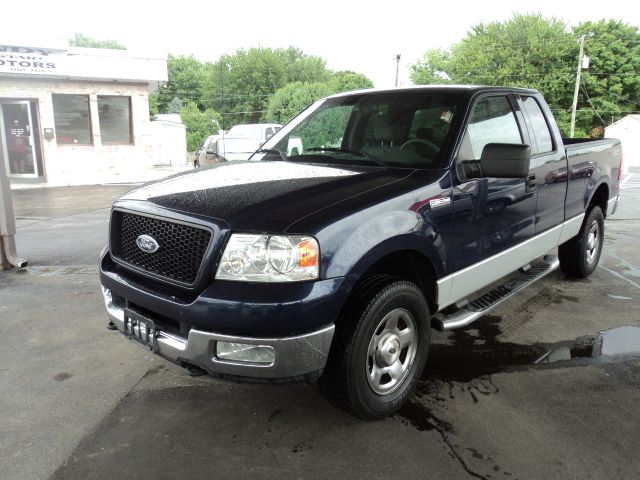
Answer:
[563,137,622,219]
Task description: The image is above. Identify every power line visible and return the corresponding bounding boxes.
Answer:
[551,109,639,114]
[586,82,640,108]
[581,84,607,125]
[415,36,640,55]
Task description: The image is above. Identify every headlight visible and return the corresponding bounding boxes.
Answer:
[216,234,319,282]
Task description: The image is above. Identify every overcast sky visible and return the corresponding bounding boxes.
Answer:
[3,0,639,88]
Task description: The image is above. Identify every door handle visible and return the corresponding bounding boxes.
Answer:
[527,174,537,192]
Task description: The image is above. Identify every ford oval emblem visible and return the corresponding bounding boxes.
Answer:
[136,234,160,254]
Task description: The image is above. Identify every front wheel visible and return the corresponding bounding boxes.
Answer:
[321,276,431,419]
[559,206,604,278]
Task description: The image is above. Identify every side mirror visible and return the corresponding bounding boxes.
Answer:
[265,131,274,141]
[480,143,531,178]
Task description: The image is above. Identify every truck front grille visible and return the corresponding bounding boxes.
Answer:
[110,211,212,286]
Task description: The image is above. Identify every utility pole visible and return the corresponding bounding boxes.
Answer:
[0,129,27,271]
[570,36,585,138]
[394,54,401,87]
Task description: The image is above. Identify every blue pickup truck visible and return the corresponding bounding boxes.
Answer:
[100,86,622,418]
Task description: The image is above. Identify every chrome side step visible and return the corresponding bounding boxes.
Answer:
[433,255,560,331]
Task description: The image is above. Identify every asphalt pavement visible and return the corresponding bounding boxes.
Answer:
[1,177,639,480]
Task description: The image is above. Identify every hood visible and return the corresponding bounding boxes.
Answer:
[117,161,414,232]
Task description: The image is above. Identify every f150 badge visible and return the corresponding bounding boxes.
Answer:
[136,234,160,253]
[429,197,451,210]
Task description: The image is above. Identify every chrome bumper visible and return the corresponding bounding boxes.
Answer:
[102,287,335,379]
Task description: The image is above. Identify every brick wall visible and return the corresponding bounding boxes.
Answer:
[0,77,155,185]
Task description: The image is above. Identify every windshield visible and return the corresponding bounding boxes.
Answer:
[258,90,461,168]
[227,124,261,138]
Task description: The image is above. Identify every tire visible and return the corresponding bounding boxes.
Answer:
[559,205,604,278]
[321,276,431,419]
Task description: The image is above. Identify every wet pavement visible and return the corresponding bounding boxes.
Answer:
[2,178,640,479]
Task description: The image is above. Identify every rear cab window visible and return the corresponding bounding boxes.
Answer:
[520,96,554,155]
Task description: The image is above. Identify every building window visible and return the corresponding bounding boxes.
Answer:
[52,94,92,145]
[98,96,132,144]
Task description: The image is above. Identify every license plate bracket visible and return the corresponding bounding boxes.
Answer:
[123,308,156,352]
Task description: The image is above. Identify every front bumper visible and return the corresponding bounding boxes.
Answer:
[102,287,335,379]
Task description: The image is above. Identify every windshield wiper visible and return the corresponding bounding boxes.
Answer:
[304,147,386,166]
[254,148,285,161]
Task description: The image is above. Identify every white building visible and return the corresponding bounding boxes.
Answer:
[0,43,167,185]
[605,115,640,174]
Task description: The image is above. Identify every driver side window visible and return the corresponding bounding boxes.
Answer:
[457,96,522,178]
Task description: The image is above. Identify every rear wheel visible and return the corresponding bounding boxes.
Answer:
[321,276,430,419]
[559,206,604,278]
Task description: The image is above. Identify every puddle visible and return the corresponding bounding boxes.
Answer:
[426,319,640,382]
[596,326,640,357]
[424,316,595,383]
[534,343,593,364]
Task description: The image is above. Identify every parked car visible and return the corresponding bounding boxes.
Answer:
[193,134,223,168]
[100,86,622,419]
[214,123,281,162]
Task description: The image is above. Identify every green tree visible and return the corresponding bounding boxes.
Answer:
[264,70,375,125]
[201,46,334,127]
[148,93,159,120]
[169,96,183,114]
[277,46,331,83]
[202,47,287,127]
[180,102,222,151]
[156,55,207,114]
[409,49,452,85]
[573,20,640,135]
[329,71,374,93]
[69,33,126,50]
[411,14,579,134]
[263,81,335,124]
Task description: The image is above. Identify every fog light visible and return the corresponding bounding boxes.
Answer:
[215,342,275,365]
[102,286,113,305]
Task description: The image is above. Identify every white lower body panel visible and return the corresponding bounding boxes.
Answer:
[437,214,584,310]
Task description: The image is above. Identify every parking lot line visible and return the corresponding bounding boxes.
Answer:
[620,173,637,189]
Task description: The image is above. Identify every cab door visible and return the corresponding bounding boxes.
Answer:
[449,94,537,273]
[517,95,567,233]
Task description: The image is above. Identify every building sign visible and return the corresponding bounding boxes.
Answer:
[0,45,66,75]
[0,43,167,83]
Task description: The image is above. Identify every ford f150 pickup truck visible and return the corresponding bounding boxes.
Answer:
[100,86,622,419]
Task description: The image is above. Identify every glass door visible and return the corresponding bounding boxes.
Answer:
[1,101,39,177]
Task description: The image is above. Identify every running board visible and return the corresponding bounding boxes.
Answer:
[433,255,560,331]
